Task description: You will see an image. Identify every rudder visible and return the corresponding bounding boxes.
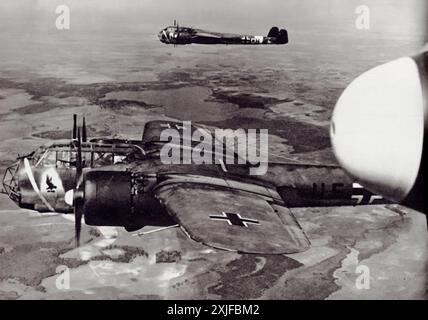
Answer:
[277,29,288,44]
[267,26,279,38]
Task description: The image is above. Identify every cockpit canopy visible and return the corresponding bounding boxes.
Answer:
[29,141,145,169]
[158,26,193,44]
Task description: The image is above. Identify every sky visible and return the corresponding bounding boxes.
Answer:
[0,0,425,82]
[0,0,426,39]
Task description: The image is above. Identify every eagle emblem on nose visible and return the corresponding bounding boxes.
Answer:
[46,175,57,193]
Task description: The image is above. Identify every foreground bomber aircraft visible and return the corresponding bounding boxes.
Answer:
[158,21,288,45]
[2,115,387,254]
[331,50,428,217]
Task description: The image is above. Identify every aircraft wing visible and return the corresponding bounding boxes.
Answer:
[193,31,222,39]
[191,29,242,44]
[155,180,310,254]
[142,120,203,144]
[142,120,247,164]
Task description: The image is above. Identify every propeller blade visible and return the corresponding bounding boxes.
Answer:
[76,128,82,186]
[74,128,84,247]
[74,199,83,247]
[72,114,77,140]
[82,116,87,143]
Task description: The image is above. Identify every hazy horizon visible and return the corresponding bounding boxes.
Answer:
[0,1,426,87]
[0,0,425,38]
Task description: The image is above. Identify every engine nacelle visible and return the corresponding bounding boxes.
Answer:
[83,170,133,227]
[331,52,427,213]
[83,170,172,230]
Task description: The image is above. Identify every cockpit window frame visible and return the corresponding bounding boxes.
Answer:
[33,142,146,169]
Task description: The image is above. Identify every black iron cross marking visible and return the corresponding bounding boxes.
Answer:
[209,212,260,227]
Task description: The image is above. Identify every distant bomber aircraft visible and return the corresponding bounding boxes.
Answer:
[158,21,288,45]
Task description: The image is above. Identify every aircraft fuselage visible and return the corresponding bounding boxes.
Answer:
[3,138,388,229]
[158,26,289,45]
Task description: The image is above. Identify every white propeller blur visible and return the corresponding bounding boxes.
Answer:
[331,57,425,203]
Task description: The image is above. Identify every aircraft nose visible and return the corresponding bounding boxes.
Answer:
[158,30,167,43]
[2,160,21,204]
[331,57,425,202]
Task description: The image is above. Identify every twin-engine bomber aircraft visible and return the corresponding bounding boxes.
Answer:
[158,21,288,45]
[2,116,388,254]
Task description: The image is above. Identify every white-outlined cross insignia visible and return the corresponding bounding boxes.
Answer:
[160,123,187,130]
[209,212,260,227]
